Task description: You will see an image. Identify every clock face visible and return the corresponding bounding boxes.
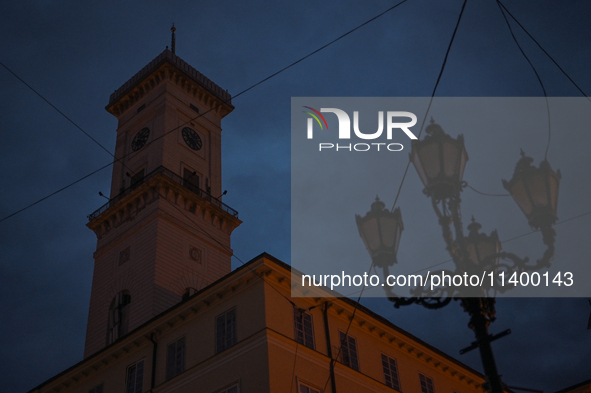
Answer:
[131,127,150,151]
[182,127,203,150]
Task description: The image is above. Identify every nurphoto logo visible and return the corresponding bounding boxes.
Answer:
[303,106,418,152]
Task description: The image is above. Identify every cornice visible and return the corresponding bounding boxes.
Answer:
[87,173,241,239]
[106,50,234,118]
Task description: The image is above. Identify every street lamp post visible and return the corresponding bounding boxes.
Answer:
[356,120,560,393]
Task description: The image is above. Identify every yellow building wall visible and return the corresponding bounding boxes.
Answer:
[33,256,490,393]
[261,255,487,393]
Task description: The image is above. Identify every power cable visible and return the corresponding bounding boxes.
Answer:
[0,61,115,159]
[467,184,510,197]
[321,260,374,393]
[495,0,552,160]
[497,1,591,101]
[0,162,112,224]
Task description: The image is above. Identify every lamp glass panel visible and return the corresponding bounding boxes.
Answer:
[458,149,467,181]
[419,143,441,181]
[465,243,479,265]
[394,225,402,250]
[510,180,532,215]
[526,172,548,208]
[411,149,428,187]
[443,141,460,178]
[478,241,499,267]
[379,216,398,248]
[361,218,381,251]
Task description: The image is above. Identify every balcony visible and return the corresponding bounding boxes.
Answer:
[88,166,238,221]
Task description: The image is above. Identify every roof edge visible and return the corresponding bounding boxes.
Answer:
[106,49,232,110]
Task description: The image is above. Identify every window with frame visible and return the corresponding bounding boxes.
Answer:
[130,169,145,190]
[107,291,131,345]
[126,360,144,393]
[339,331,359,371]
[166,336,186,380]
[419,373,435,393]
[216,308,237,353]
[381,354,401,391]
[183,168,200,194]
[294,308,315,349]
[89,383,104,393]
[298,381,321,393]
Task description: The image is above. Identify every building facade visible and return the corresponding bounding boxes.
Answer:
[31,254,489,393]
[31,48,491,393]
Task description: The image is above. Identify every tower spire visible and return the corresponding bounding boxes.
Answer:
[171,24,176,54]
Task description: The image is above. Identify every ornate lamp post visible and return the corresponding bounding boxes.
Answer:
[356,120,560,393]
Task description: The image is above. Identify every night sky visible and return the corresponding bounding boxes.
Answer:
[1,1,590,392]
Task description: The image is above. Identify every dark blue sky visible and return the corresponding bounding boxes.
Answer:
[0,1,590,392]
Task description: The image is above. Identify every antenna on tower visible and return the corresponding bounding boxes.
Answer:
[171,24,176,54]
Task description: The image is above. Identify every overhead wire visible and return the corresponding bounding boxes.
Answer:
[0,61,115,159]
[321,260,374,393]
[497,1,590,101]
[0,162,113,223]
[467,184,510,197]
[495,0,552,160]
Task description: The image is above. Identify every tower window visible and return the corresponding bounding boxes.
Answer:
[107,291,131,345]
[126,360,144,393]
[166,336,186,380]
[216,308,237,353]
[339,331,359,370]
[137,104,146,113]
[294,308,315,349]
[183,168,200,194]
[419,374,435,393]
[130,169,145,190]
[190,103,199,113]
[381,354,401,391]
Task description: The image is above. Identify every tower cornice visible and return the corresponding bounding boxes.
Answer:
[106,49,234,118]
[87,166,241,240]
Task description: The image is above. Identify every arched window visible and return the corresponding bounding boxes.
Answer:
[107,290,131,345]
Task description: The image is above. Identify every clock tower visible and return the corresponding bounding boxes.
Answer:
[84,48,241,357]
